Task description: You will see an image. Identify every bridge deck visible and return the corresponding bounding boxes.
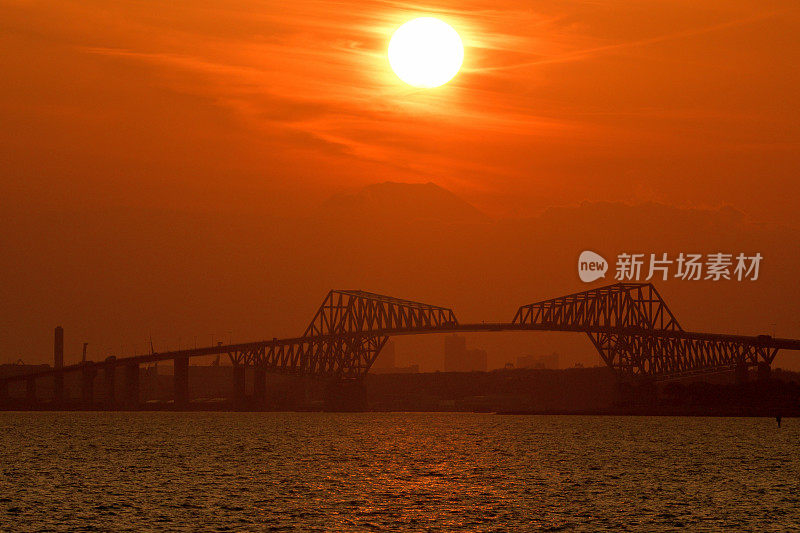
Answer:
[4,323,800,383]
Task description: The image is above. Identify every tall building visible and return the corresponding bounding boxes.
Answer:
[444,335,488,372]
[370,342,418,373]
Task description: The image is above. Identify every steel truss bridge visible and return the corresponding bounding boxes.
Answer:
[3,282,800,407]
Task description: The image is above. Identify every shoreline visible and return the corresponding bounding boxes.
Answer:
[1,404,796,417]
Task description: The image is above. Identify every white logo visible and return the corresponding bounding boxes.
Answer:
[578,251,763,282]
[578,251,608,282]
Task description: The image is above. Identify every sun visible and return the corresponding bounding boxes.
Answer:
[388,17,464,89]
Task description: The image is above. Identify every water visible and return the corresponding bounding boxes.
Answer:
[1,412,798,531]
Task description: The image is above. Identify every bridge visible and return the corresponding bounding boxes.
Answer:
[2,282,799,409]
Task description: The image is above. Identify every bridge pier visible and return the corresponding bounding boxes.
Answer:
[232,365,246,407]
[613,377,657,409]
[735,361,749,384]
[53,374,64,406]
[253,368,266,407]
[53,326,64,405]
[123,363,140,409]
[174,356,189,408]
[104,358,117,407]
[757,362,771,381]
[25,377,36,405]
[324,379,366,412]
[81,363,97,409]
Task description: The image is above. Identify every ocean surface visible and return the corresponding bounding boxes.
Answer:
[1,412,798,532]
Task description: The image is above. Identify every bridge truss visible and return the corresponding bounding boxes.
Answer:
[512,283,782,379]
[3,283,799,404]
[228,290,458,379]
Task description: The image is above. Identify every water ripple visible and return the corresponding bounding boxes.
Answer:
[0,413,798,531]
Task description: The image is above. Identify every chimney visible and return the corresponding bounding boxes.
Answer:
[54,326,64,369]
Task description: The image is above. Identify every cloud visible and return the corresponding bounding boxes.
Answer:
[478,8,786,73]
[3,0,799,224]
[77,1,581,178]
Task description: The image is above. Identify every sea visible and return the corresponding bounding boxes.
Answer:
[1,412,798,531]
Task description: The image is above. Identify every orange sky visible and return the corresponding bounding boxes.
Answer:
[1,0,799,367]
[2,0,798,219]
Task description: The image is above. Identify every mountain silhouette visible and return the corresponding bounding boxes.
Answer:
[3,186,800,370]
[319,182,489,224]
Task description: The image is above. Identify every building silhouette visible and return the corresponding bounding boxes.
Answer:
[371,341,419,373]
[517,352,560,370]
[444,335,487,372]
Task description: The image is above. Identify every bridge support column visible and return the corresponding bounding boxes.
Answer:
[757,362,771,381]
[174,356,189,408]
[104,359,116,407]
[232,365,246,407]
[81,363,97,409]
[735,362,749,384]
[25,377,36,406]
[53,327,64,404]
[324,379,366,412]
[253,368,266,407]
[635,378,657,407]
[53,374,64,406]
[123,363,140,409]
